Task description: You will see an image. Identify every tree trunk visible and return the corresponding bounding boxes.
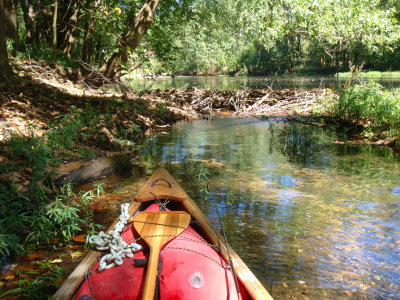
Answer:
[52,0,58,65]
[20,0,36,43]
[82,0,100,64]
[2,0,17,48]
[0,0,15,82]
[59,0,81,59]
[99,0,161,79]
[95,37,103,65]
[21,0,50,45]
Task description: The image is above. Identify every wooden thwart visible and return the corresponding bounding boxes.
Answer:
[133,211,191,300]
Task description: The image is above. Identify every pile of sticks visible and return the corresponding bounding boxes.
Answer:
[145,87,333,117]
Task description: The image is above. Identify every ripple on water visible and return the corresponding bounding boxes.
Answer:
[94,118,400,299]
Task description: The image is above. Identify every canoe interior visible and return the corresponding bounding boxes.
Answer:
[52,168,273,300]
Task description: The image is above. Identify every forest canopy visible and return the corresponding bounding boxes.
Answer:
[1,0,400,80]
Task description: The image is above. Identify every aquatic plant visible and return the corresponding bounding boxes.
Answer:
[277,122,337,164]
[197,166,212,200]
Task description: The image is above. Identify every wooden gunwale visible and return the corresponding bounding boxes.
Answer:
[52,168,273,300]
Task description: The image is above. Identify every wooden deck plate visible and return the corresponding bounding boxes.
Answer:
[135,169,187,202]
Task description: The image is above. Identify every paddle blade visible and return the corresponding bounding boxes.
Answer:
[133,211,191,247]
[133,211,191,300]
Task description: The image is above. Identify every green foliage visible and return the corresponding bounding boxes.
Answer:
[144,0,400,75]
[0,97,144,255]
[0,150,104,255]
[336,71,400,78]
[27,184,104,247]
[0,262,64,299]
[29,196,81,245]
[0,181,32,256]
[47,106,91,151]
[188,163,212,200]
[8,0,400,76]
[21,43,79,68]
[320,82,400,141]
[0,233,24,256]
[119,124,142,140]
[8,132,54,181]
[0,119,103,255]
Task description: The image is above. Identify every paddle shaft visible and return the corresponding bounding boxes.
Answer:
[142,244,161,300]
[141,213,168,300]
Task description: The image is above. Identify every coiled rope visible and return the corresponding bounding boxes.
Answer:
[88,203,142,271]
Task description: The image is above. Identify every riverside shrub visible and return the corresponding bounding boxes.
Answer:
[324,82,400,141]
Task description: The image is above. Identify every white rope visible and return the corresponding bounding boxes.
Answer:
[88,203,142,272]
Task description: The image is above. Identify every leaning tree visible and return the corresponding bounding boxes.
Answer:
[99,0,162,78]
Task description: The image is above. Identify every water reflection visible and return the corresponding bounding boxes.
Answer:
[124,75,400,91]
[102,118,400,299]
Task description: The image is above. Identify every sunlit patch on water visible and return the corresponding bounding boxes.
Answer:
[94,117,400,299]
[392,187,400,196]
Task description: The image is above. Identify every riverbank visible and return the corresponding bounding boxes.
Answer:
[0,71,332,147]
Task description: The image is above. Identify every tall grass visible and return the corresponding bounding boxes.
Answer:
[319,82,400,141]
[336,71,400,78]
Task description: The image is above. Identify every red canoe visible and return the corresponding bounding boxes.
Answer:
[53,168,272,300]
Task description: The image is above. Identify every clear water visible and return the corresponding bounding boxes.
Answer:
[124,75,400,91]
[100,118,400,299]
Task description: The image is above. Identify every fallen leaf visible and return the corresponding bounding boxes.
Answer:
[23,252,44,261]
[72,234,86,243]
[71,251,84,260]
[23,167,33,174]
[104,194,124,201]
[50,258,63,264]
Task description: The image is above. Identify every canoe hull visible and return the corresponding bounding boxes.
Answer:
[75,203,247,300]
[53,168,272,300]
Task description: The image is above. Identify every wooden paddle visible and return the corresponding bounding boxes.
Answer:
[133,211,191,300]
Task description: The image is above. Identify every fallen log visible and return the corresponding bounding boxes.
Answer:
[55,155,135,187]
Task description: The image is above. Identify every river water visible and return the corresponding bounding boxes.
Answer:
[98,118,400,299]
[124,75,400,91]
